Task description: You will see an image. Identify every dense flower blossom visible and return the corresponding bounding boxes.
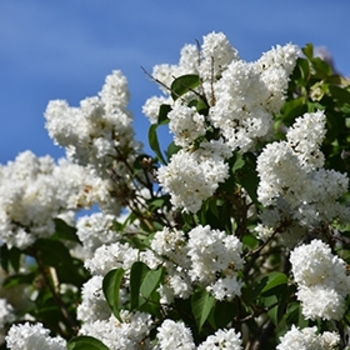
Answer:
[276,325,340,350]
[6,322,66,350]
[155,319,196,350]
[290,239,350,320]
[2,30,349,350]
[77,275,111,324]
[45,70,140,181]
[84,241,139,276]
[76,212,120,254]
[79,311,153,350]
[187,225,244,300]
[197,328,242,350]
[168,101,207,147]
[256,111,349,244]
[157,147,229,213]
[151,32,299,213]
[0,151,120,249]
[0,299,15,344]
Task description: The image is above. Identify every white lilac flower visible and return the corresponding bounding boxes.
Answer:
[44,70,138,179]
[145,33,298,157]
[286,111,326,171]
[256,111,350,244]
[0,298,15,344]
[290,239,350,320]
[277,325,340,350]
[77,276,111,323]
[198,328,242,350]
[168,102,206,147]
[79,311,152,350]
[206,275,243,301]
[155,319,196,350]
[142,95,172,124]
[84,242,139,276]
[256,43,300,112]
[199,31,240,81]
[6,322,66,350]
[187,225,244,300]
[76,212,120,254]
[151,227,188,263]
[157,148,228,213]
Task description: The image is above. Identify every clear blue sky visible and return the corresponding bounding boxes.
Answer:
[1,1,349,164]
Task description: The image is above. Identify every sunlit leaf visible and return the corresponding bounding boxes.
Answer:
[171,74,200,101]
[191,288,215,332]
[103,268,125,322]
[68,336,109,350]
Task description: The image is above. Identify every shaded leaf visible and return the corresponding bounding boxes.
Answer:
[52,218,80,243]
[261,272,288,294]
[157,104,172,124]
[148,124,166,165]
[130,262,163,310]
[209,300,237,329]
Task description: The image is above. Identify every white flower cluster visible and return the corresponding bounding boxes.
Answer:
[197,328,242,350]
[79,311,153,350]
[147,32,299,213]
[0,151,119,249]
[157,146,229,213]
[76,212,120,256]
[84,241,139,276]
[155,319,196,350]
[6,322,66,350]
[256,111,349,244]
[155,319,243,350]
[290,239,350,321]
[45,70,139,179]
[151,225,244,302]
[77,275,111,324]
[277,325,340,350]
[0,298,15,344]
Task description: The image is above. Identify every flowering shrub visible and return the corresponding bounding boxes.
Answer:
[1,32,350,349]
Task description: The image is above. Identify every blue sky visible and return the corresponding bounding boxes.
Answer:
[1,1,350,164]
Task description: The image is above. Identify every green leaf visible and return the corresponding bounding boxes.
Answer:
[232,153,245,173]
[166,141,182,161]
[286,301,308,328]
[311,57,333,77]
[68,336,109,350]
[191,288,215,332]
[157,104,172,124]
[0,245,22,272]
[171,74,200,101]
[140,268,163,299]
[34,239,72,269]
[238,153,259,206]
[280,96,307,123]
[148,124,166,165]
[3,272,36,288]
[261,272,288,294]
[209,300,237,329]
[103,268,125,322]
[52,218,80,243]
[297,58,310,83]
[130,262,163,310]
[196,97,209,114]
[34,239,85,286]
[302,43,313,60]
[329,85,350,106]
